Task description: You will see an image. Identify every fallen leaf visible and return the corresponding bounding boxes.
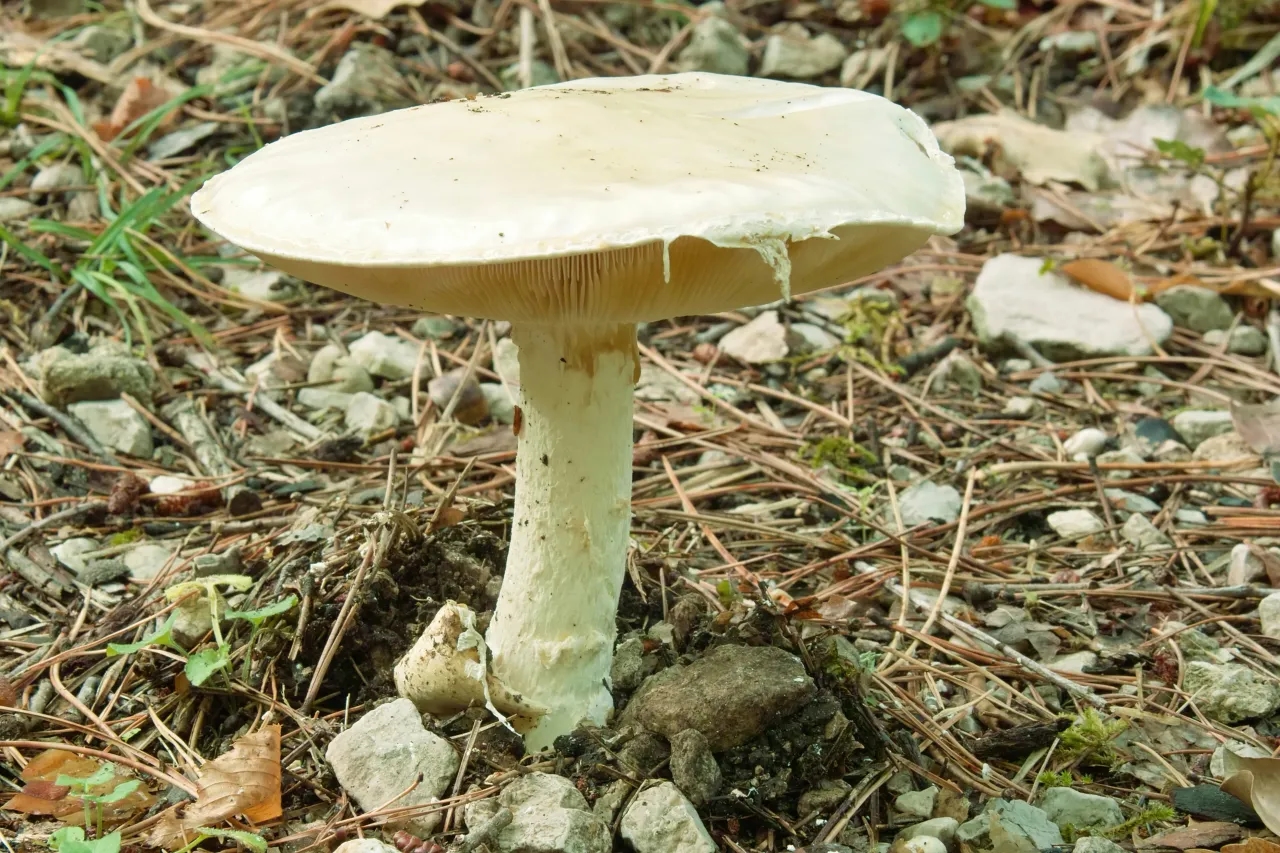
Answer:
[1061,258,1139,303]
[1222,751,1280,836]
[0,674,16,707]
[2,750,153,824]
[93,77,177,142]
[1229,399,1280,456]
[0,430,24,460]
[149,725,282,848]
[1222,839,1280,853]
[1140,821,1244,849]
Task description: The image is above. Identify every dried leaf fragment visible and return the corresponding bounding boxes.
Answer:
[310,0,427,18]
[1221,751,1280,836]
[93,77,177,141]
[1230,399,1280,457]
[1222,839,1280,853]
[149,725,282,848]
[1061,259,1139,303]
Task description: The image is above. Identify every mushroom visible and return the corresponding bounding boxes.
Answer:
[191,72,965,750]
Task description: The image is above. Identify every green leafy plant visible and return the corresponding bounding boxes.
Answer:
[172,826,267,853]
[225,594,298,680]
[1036,769,1093,788]
[47,826,120,853]
[900,0,1014,48]
[1057,708,1128,767]
[53,763,140,838]
[1100,803,1177,839]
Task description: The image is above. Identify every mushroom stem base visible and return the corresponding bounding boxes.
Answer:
[485,320,638,751]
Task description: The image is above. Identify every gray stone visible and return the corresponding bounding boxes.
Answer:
[959,164,1017,213]
[1228,543,1274,586]
[624,644,815,751]
[1260,592,1280,640]
[934,352,983,394]
[349,330,421,379]
[1121,514,1170,550]
[308,344,374,393]
[1064,428,1108,460]
[71,24,133,62]
[124,542,176,580]
[679,12,749,76]
[719,311,789,363]
[481,382,516,425]
[1170,410,1234,448]
[1048,651,1097,675]
[501,773,587,812]
[669,729,720,806]
[325,698,459,836]
[898,482,963,526]
[1046,509,1104,539]
[895,788,938,821]
[1155,285,1234,333]
[220,268,294,302]
[788,322,842,354]
[968,255,1173,359]
[345,392,399,434]
[298,387,354,411]
[1003,396,1040,417]
[958,800,1063,850]
[52,538,98,572]
[798,779,852,816]
[1177,508,1210,525]
[620,782,716,853]
[1104,489,1160,513]
[1029,371,1065,394]
[1038,787,1123,830]
[31,162,82,196]
[611,637,647,693]
[759,24,847,79]
[314,44,415,118]
[1204,326,1268,356]
[34,341,155,407]
[68,399,153,457]
[0,198,36,221]
[1193,431,1256,464]
[1183,660,1280,723]
[497,773,610,853]
[1073,838,1125,853]
[899,818,958,847]
[334,840,399,853]
[412,316,458,340]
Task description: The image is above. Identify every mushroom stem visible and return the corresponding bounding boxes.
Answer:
[485,320,639,751]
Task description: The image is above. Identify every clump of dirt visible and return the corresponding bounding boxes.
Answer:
[297,514,509,706]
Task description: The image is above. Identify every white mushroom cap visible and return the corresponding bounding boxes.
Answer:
[192,72,963,323]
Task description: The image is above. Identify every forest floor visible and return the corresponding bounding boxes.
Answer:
[2,0,1280,852]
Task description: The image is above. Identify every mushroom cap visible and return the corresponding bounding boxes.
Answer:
[192,72,964,323]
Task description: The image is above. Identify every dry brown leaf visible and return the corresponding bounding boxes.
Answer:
[1222,839,1280,853]
[1221,751,1280,836]
[0,430,24,461]
[2,750,153,824]
[149,725,282,848]
[93,77,176,142]
[1229,399,1280,457]
[1141,822,1244,849]
[1061,258,1139,303]
[0,674,16,707]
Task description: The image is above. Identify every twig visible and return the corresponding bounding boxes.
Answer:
[181,351,323,441]
[162,396,262,516]
[5,391,120,466]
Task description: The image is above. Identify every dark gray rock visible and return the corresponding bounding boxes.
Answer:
[669,729,720,805]
[624,644,815,751]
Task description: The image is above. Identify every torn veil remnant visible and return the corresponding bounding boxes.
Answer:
[191,71,965,751]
